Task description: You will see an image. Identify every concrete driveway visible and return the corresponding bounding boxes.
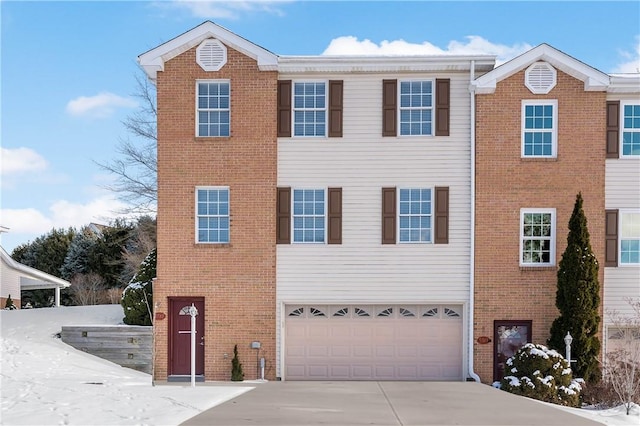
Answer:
[181,381,602,426]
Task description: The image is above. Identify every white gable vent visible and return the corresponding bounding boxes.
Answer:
[525,62,557,94]
[196,39,227,72]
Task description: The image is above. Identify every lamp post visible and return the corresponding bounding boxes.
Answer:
[564,332,573,366]
[188,304,199,387]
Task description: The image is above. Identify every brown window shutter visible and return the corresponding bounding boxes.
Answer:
[605,209,618,267]
[606,101,619,158]
[277,80,292,138]
[382,187,396,244]
[435,79,450,136]
[327,188,342,244]
[434,186,449,244]
[382,80,397,137]
[328,80,343,137]
[276,187,291,244]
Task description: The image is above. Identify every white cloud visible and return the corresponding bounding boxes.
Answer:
[0,196,129,237]
[322,35,532,65]
[157,0,290,19]
[66,92,138,118]
[0,147,48,176]
[613,36,640,73]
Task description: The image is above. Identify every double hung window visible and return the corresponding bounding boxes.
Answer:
[520,209,555,266]
[399,81,433,136]
[293,189,325,243]
[620,211,640,264]
[293,82,326,137]
[398,188,432,243]
[622,103,640,156]
[197,80,230,137]
[522,100,557,157]
[196,187,229,243]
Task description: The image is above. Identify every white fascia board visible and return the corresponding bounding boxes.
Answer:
[1,246,71,288]
[277,55,495,74]
[608,74,640,93]
[473,44,609,93]
[138,21,278,80]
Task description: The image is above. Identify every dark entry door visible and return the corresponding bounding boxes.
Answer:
[169,297,205,376]
[493,320,531,382]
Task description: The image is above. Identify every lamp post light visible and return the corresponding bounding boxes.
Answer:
[564,332,573,366]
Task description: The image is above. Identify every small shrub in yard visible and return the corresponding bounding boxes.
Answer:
[121,248,155,326]
[231,344,244,381]
[501,343,583,407]
[4,294,17,310]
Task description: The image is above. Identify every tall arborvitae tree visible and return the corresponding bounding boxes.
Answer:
[548,192,601,383]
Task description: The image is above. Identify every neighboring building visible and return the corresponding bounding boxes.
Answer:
[140,21,640,383]
[472,45,640,383]
[0,246,71,308]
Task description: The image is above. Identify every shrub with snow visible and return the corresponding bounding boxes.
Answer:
[501,343,583,407]
[121,248,155,326]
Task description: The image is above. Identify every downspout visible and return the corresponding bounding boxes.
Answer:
[468,60,481,382]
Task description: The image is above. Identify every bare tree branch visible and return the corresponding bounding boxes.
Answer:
[95,67,157,214]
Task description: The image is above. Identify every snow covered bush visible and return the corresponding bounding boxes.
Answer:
[501,343,583,407]
[4,294,17,310]
[121,248,155,326]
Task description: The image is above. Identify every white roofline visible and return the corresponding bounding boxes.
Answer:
[138,21,497,79]
[472,44,610,94]
[277,55,495,73]
[608,74,640,93]
[138,21,278,80]
[1,246,71,289]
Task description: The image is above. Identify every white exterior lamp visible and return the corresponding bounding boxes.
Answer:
[564,332,573,366]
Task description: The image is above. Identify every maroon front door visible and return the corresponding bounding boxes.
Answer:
[493,320,531,382]
[169,297,205,376]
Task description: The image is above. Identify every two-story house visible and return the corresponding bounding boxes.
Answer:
[472,45,640,383]
[139,21,495,382]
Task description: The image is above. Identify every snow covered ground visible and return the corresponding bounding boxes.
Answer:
[0,305,253,425]
[1,304,638,425]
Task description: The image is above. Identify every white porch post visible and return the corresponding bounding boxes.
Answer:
[54,286,61,307]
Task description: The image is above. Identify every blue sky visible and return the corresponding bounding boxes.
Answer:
[1,1,639,253]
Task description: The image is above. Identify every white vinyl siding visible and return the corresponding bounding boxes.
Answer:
[276,72,471,378]
[604,95,640,328]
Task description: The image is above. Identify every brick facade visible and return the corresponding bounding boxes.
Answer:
[154,45,277,381]
[473,69,606,383]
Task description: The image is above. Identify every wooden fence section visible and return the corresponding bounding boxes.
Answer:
[61,325,152,374]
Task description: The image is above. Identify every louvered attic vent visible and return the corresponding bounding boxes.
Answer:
[196,39,227,72]
[525,62,557,94]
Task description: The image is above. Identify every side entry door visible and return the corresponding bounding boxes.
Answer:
[169,297,205,376]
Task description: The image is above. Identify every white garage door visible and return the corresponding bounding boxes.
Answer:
[284,304,463,381]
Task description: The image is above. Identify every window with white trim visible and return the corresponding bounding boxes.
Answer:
[522,100,557,157]
[399,188,432,243]
[293,82,326,136]
[196,187,229,243]
[620,211,640,264]
[622,103,640,156]
[520,209,556,266]
[197,80,230,137]
[399,80,433,136]
[293,189,325,243]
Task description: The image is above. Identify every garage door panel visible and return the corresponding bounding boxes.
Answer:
[352,345,373,357]
[308,345,329,357]
[285,304,463,380]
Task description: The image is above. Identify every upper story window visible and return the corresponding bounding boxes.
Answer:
[620,211,640,264]
[196,187,229,244]
[520,209,556,266]
[522,100,557,158]
[293,82,326,137]
[398,188,432,243]
[622,103,640,156]
[293,189,325,243]
[399,80,433,136]
[197,80,230,137]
